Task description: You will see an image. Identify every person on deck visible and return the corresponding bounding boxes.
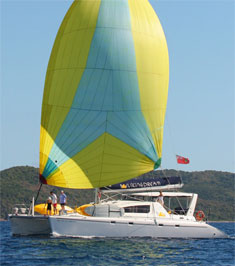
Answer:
[156,191,164,206]
[50,191,57,215]
[47,197,52,215]
[59,190,67,214]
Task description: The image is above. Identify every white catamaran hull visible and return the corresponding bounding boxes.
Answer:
[9,215,51,236]
[48,215,227,239]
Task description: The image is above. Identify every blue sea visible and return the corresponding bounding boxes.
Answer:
[0,221,234,266]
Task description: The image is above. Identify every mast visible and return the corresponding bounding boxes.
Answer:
[94,188,98,204]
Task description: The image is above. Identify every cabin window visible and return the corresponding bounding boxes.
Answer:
[124,205,150,213]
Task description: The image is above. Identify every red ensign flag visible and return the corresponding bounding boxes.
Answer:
[176,155,190,164]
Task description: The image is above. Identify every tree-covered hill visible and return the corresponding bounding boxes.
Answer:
[0,166,94,220]
[0,166,234,221]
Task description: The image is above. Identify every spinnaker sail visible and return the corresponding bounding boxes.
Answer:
[39,0,169,188]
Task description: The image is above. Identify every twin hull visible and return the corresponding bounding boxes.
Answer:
[9,196,227,239]
[9,215,51,236]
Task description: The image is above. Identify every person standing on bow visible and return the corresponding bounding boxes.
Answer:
[59,190,67,214]
[50,191,57,215]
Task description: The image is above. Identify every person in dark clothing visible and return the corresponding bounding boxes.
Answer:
[47,197,52,215]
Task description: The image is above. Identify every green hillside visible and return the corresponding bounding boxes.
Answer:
[0,166,234,221]
[0,166,94,220]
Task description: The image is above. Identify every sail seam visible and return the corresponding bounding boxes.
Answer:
[46,68,165,76]
[42,104,166,112]
[61,26,161,38]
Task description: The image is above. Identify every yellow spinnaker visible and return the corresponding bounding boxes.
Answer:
[40,0,169,189]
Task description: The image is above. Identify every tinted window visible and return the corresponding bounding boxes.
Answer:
[124,205,150,213]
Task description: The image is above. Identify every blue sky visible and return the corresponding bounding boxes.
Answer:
[1,0,234,173]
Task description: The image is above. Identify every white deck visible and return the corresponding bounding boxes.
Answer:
[9,192,228,238]
[48,196,227,238]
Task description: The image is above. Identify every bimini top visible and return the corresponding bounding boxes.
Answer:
[39,0,169,189]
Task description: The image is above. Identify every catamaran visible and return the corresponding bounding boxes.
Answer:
[48,177,227,238]
[9,0,227,238]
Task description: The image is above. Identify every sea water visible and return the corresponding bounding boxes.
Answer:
[0,222,234,266]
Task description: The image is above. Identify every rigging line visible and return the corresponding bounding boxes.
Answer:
[34,183,43,206]
[101,191,116,202]
[101,186,144,203]
[164,112,183,185]
[159,166,171,185]
[158,168,185,215]
[159,166,183,192]
[174,195,187,215]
